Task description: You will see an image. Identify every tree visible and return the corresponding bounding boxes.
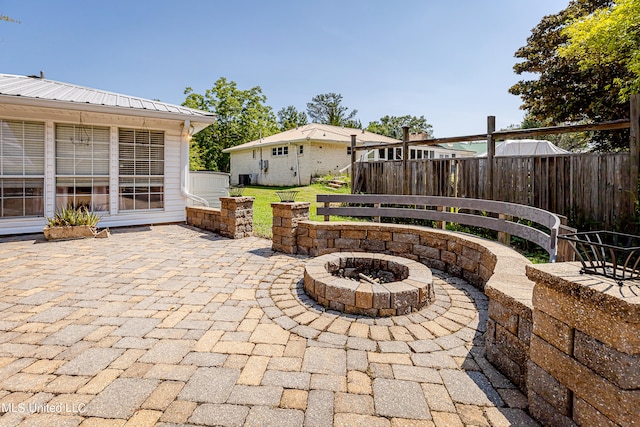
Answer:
[277,105,308,131]
[0,15,19,23]
[509,0,631,151]
[366,115,433,139]
[559,0,640,100]
[183,77,278,172]
[306,93,360,128]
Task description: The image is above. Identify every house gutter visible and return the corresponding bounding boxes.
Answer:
[181,120,209,207]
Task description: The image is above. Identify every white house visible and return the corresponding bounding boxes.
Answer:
[223,123,399,186]
[0,73,216,235]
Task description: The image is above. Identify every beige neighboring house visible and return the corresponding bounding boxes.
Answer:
[0,73,216,235]
[224,123,399,186]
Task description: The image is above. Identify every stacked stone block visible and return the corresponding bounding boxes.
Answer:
[484,292,532,393]
[185,206,222,233]
[185,197,253,239]
[303,252,434,316]
[526,263,640,427]
[294,221,497,291]
[220,197,254,239]
[271,202,310,254]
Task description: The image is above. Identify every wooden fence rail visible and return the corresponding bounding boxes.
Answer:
[353,153,632,230]
[351,94,639,230]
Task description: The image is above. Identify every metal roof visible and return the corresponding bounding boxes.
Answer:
[0,74,216,123]
[223,123,400,152]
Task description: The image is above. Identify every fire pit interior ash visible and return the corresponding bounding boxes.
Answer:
[304,252,434,317]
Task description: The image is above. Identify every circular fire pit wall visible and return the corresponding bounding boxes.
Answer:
[304,253,434,316]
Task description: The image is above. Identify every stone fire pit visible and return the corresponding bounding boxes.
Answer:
[303,252,434,316]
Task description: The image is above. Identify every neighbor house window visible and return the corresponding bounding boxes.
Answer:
[347,147,352,155]
[55,124,110,211]
[252,149,256,159]
[271,146,288,157]
[299,145,303,155]
[119,128,164,211]
[0,119,45,217]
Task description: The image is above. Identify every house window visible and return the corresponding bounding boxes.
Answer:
[299,145,303,155]
[416,149,423,159]
[118,128,164,211]
[271,146,288,157]
[55,124,110,211]
[0,119,45,218]
[429,150,435,159]
[378,148,385,159]
[347,147,352,155]
[252,149,256,159]
[410,149,416,160]
[395,148,402,160]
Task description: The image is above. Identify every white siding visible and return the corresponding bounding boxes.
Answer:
[229,141,352,187]
[0,105,194,235]
[187,171,229,209]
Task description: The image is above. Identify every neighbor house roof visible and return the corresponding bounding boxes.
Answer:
[476,139,571,157]
[0,74,216,125]
[223,123,399,153]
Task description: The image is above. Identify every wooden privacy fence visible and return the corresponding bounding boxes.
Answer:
[350,94,639,231]
[317,194,570,261]
[353,152,632,230]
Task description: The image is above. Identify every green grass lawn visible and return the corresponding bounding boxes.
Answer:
[243,183,351,238]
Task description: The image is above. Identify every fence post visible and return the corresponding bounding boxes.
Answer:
[436,206,447,230]
[350,135,357,194]
[631,94,640,216]
[556,215,577,262]
[402,126,409,195]
[497,213,511,245]
[487,116,496,200]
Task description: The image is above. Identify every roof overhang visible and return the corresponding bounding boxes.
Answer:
[0,94,216,133]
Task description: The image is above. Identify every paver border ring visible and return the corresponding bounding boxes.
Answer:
[256,261,488,352]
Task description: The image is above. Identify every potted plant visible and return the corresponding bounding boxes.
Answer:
[43,205,106,241]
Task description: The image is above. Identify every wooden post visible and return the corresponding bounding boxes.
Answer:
[630,94,640,216]
[556,214,577,262]
[497,213,511,245]
[350,135,357,194]
[324,201,330,222]
[402,126,409,195]
[436,206,446,230]
[487,116,496,200]
[374,202,381,223]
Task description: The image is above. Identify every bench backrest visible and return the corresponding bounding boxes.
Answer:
[316,194,561,261]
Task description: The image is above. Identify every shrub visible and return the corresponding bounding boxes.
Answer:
[46,206,101,227]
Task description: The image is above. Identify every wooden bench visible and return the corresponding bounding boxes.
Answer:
[317,194,571,262]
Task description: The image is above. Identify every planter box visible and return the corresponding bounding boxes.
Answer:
[43,225,97,241]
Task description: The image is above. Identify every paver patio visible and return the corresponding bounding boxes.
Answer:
[0,224,538,426]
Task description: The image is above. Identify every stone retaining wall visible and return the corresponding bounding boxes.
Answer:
[186,196,254,239]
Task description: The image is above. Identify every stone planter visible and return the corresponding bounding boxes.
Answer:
[43,225,97,241]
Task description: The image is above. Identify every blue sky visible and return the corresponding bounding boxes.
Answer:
[1,1,565,136]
